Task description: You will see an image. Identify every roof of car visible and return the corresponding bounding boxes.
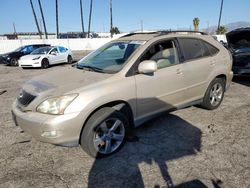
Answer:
[117,30,207,41]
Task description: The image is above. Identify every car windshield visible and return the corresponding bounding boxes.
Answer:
[31,47,52,55]
[76,41,145,73]
[14,46,24,52]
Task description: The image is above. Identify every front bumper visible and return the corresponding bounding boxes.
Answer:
[19,60,41,68]
[0,57,10,65]
[12,101,84,146]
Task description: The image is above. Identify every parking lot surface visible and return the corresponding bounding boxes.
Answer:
[0,53,249,188]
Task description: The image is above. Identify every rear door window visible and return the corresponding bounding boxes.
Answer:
[178,38,203,61]
[178,38,219,61]
[203,42,219,56]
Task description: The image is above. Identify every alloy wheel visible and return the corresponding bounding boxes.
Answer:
[209,83,223,106]
[93,118,125,154]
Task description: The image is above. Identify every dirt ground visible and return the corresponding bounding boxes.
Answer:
[0,52,249,188]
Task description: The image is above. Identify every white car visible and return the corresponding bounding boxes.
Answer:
[19,46,73,68]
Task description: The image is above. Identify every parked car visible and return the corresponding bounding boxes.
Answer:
[226,28,250,75]
[12,31,233,158]
[0,44,50,66]
[19,46,73,69]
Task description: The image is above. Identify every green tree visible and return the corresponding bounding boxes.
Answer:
[193,17,200,31]
[110,27,120,35]
[216,25,227,34]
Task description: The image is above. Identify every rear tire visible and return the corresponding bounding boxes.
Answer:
[80,107,130,158]
[202,78,225,110]
[67,55,73,64]
[41,59,49,69]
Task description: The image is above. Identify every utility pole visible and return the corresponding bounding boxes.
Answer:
[38,0,48,39]
[13,22,17,34]
[110,0,113,38]
[140,20,143,32]
[217,0,224,33]
[56,0,59,38]
[40,19,43,34]
[29,0,42,39]
[87,0,93,38]
[80,0,85,37]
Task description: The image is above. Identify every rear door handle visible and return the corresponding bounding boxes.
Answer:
[210,60,216,66]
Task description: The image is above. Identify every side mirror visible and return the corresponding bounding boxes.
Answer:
[138,60,157,74]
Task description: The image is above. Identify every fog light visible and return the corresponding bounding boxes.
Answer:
[41,131,58,138]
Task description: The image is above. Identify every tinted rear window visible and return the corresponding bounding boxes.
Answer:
[179,38,218,61]
[179,38,203,61]
[203,42,219,55]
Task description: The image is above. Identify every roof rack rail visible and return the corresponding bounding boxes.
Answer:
[120,30,208,39]
[120,31,158,38]
[158,30,208,35]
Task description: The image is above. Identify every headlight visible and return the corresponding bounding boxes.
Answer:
[36,94,78,115]
[32,56,41,60]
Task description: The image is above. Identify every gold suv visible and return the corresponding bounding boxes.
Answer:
[12,31,233,158]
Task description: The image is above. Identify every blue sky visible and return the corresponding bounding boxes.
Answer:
[0,0,249,34]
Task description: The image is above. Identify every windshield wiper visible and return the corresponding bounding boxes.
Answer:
[77,65,105,73]
[76,64,117,74]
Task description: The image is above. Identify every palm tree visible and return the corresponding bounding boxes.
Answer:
[110,0,113,38]
[87,0,93,38]
[29,0,42,39]
[193,17,200,31]
[37,0,48,39]
[110,27,120,35]
[217,0,224,33]
[56,0,59,38]
[80,0,85,37]
[216,26,227,34]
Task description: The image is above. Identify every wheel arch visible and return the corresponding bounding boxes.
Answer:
[215,74,227,88]
[78,100,135,144]
[41,57,49,63]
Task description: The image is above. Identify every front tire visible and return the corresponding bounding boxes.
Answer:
[10,58,18,66]
[41,59,49,69]
[80,107,130,158]
[202,78,225,110]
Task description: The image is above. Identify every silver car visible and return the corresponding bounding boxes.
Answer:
[12,31,233,158]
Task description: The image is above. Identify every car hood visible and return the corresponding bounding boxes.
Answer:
[0,51,18,58]
[226,28,250,52]
[22,67,113,97]
[20,54,45,60]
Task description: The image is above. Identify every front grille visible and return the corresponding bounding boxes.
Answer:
[17,90,36,106]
